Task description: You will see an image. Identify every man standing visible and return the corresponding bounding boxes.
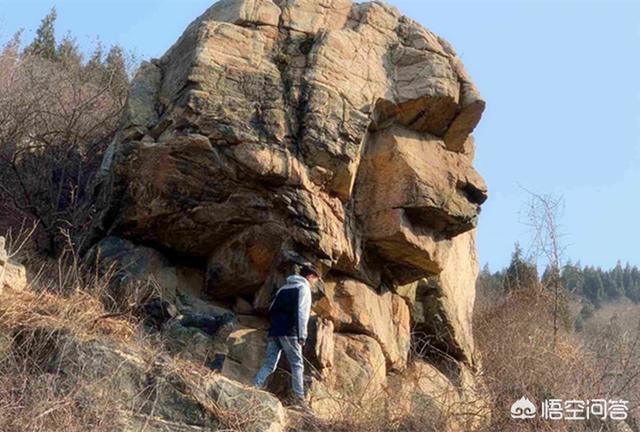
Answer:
[254,264,319,407]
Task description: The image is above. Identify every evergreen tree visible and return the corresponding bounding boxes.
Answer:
[503,243,539,292]
[561,261,584,294]
[611,261,625,297]
[56,33,82,66]
[627,268,640,303]
[623,263,633,294]
[85,41,105,76]
[104,45,129,96]
[602,270,621,299]
[478,264,503,293]
[25,8,58,60]
[583,266,605,308]
[541,264,564,290]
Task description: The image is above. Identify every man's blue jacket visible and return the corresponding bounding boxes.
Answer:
[268,275,312,341]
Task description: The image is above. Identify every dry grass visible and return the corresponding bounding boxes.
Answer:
[3,230,638,431]
[281,341,489,432]
[0,234,150,432]
[1,289,136,343]
[474,288,640,432]
[0,235,286,432]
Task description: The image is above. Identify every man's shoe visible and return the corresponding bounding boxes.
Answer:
[291,397,312,415]
[206,354,226,372]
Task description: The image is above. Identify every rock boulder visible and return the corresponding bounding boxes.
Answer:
[89,0,489,419]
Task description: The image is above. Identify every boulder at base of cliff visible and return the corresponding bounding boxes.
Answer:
[307,333,387,419]
[13,328,287,432]
[314,277,410,371]
[222,322,269,385]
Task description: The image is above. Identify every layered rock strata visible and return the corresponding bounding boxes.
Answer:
[89,0,489,427]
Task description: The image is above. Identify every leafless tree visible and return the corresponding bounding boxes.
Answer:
[522,188,568,341]
[0,35,130,255]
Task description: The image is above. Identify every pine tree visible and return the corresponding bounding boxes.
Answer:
[603,270,621,299]
[56,33,82,67]
[478,264,503,294]
[104,45,129,96]
[561,261,584,294]
[583,267,605,308]
[623,263,633,295]
[612,261,625,297]
[25,8,58,60]
[503,243,539,292]
[85,41,105,76]
[627,268,640,303]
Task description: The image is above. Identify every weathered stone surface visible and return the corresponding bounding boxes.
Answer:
[355,126,487,284]
[204,374,287,432]
[413,230,480,366]
[314,277,410,370]
[121,61,162,134]
[202,0,282,27]
[305,316,335,378]
[93,0,486,286]
[0,236,27,293]
[280,0,353,34]
[89,0,489,415]
[28,331,286,432]
[394,280,419,309]
[308,333,386,418]
[163,320,214,365]
[206,223,287,299]
[89,236,233,318]
[222,325,268,384]
[233,297,255,314]
[89,236,180,303]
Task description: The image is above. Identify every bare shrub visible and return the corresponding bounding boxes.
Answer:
[0,277,134,430]
[0,230,147,431]
[0,29,131,255]
[474,286,639,431]
[0,233,292,432]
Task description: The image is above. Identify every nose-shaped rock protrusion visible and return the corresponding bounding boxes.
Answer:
[354,125,487,283]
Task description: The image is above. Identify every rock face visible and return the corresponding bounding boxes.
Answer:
[90,0,488,425]
[412,230,480,364]
[308,333,387,417]
[315,277,411,371]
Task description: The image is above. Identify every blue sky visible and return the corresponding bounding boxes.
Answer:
[1,0,639,271]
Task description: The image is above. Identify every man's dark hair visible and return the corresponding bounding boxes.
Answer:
[300,264,320,278]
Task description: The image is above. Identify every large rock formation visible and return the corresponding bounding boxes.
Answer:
[89,0,488,427]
